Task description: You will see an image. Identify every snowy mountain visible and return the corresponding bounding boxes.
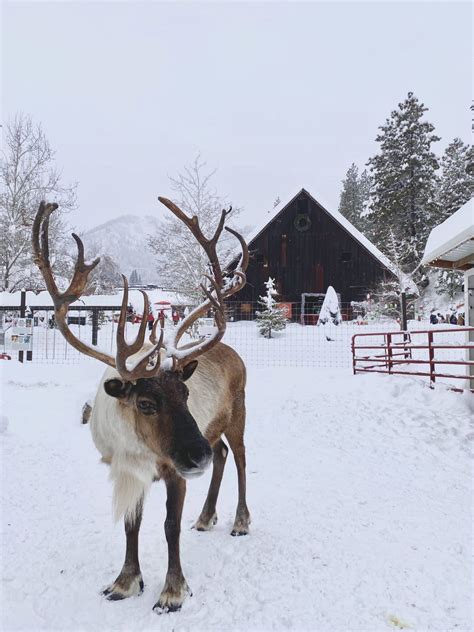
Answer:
[81,215,161,284]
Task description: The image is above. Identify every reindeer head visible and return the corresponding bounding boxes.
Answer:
[32,198,248,479]
[103,361,213,478]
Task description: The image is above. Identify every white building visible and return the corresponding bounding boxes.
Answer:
[422,199,474,386]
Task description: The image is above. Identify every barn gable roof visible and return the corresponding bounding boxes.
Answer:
[240,188,416,292]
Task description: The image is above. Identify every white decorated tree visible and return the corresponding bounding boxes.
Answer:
[318,286,342,326]
[318,286,342,341]
[256,277,287,338]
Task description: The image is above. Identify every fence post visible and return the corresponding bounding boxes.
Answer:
[351,335,356,374]
[428,330,435,385]
[401,292,408,331]
[401,291,410,359]
[92,309,99,346]
[387,332,393,374]
[18,289,26,363]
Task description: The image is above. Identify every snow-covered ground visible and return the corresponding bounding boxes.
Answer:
[1,360,472,631]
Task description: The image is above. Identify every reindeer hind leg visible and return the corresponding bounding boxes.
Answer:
[225,393,250,536]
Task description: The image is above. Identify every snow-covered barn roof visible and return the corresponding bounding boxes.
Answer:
[422,199,474,271]
[240,188,417,293]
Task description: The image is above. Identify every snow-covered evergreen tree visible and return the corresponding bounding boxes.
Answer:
[129,269,142,286]
[317,286,342,341]
[434,137,473,298]
[367,92,440,283]
[255,277,287,338]
[338,164,372,234]
[318,286,342,326]
[435,269,463,301]
[437,138,473,221]
[338,164,361,227]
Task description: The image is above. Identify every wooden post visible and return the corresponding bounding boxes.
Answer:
[401,292,408,330]
[351,335,356,374]
[387,332,393,374]
[428,330,436,386]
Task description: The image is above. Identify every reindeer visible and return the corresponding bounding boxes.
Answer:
[32,198,250,613]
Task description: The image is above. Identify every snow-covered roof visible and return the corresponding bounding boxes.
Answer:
[240,188,417,293]
[422,199,474,270]
[0,288,192,310]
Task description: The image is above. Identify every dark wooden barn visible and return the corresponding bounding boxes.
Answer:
[228,188,397,321]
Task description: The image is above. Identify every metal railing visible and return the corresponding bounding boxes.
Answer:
[352,327,474,391]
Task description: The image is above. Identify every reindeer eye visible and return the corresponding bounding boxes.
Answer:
[137,400,156,414]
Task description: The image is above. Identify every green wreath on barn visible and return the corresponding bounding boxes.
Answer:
[294,213,312,232]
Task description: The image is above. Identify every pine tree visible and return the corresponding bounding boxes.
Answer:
[338,164,372,235]
[129,269,142,286]
[318,287,342,326]
[358,169,373,236]
[434,137,473,298]
[437,138,473,222]
[255,277,287,339]
[338,164,362,226]
[367,92,440,282]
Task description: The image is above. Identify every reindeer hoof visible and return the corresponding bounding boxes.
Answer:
[193,512,218,531]
[231,515,250,536]
[231,528,249,536]
[103,574,144,600]
[153,581,191,613]
[153,601,182,614]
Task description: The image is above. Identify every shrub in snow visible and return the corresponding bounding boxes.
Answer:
[256,277,287,339]
[318,286,342,326]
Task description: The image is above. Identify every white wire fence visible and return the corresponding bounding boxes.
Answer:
[1,302,468,373]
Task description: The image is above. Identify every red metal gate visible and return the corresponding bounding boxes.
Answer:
[352,327,474,392]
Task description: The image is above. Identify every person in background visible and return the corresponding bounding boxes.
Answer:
[437,313,445,323]
[457,313,465,326]
[172,309,180,326]
[126,303,135,323]
[158,309,166,329]
[430,312,438,325]
[449,312,458,325]
[147,310,155,331]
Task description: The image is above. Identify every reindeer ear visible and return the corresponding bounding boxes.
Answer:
[181,360,198,382]
[104,378,131,399]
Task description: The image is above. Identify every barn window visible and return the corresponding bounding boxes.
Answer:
[341,252,352,262]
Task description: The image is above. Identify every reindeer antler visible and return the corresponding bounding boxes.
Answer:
[157,196,248,369]
[32,197,248,378]
[32,202,164,380]
[32,201,115,367]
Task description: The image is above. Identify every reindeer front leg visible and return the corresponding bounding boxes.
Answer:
[153,473,190,613]
[103,497,144,600]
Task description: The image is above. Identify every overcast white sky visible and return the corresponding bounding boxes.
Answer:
[2,1,472,232]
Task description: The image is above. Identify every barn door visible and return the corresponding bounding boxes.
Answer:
[314,264,324,292]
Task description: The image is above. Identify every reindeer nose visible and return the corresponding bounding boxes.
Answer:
[187,440,212,470]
